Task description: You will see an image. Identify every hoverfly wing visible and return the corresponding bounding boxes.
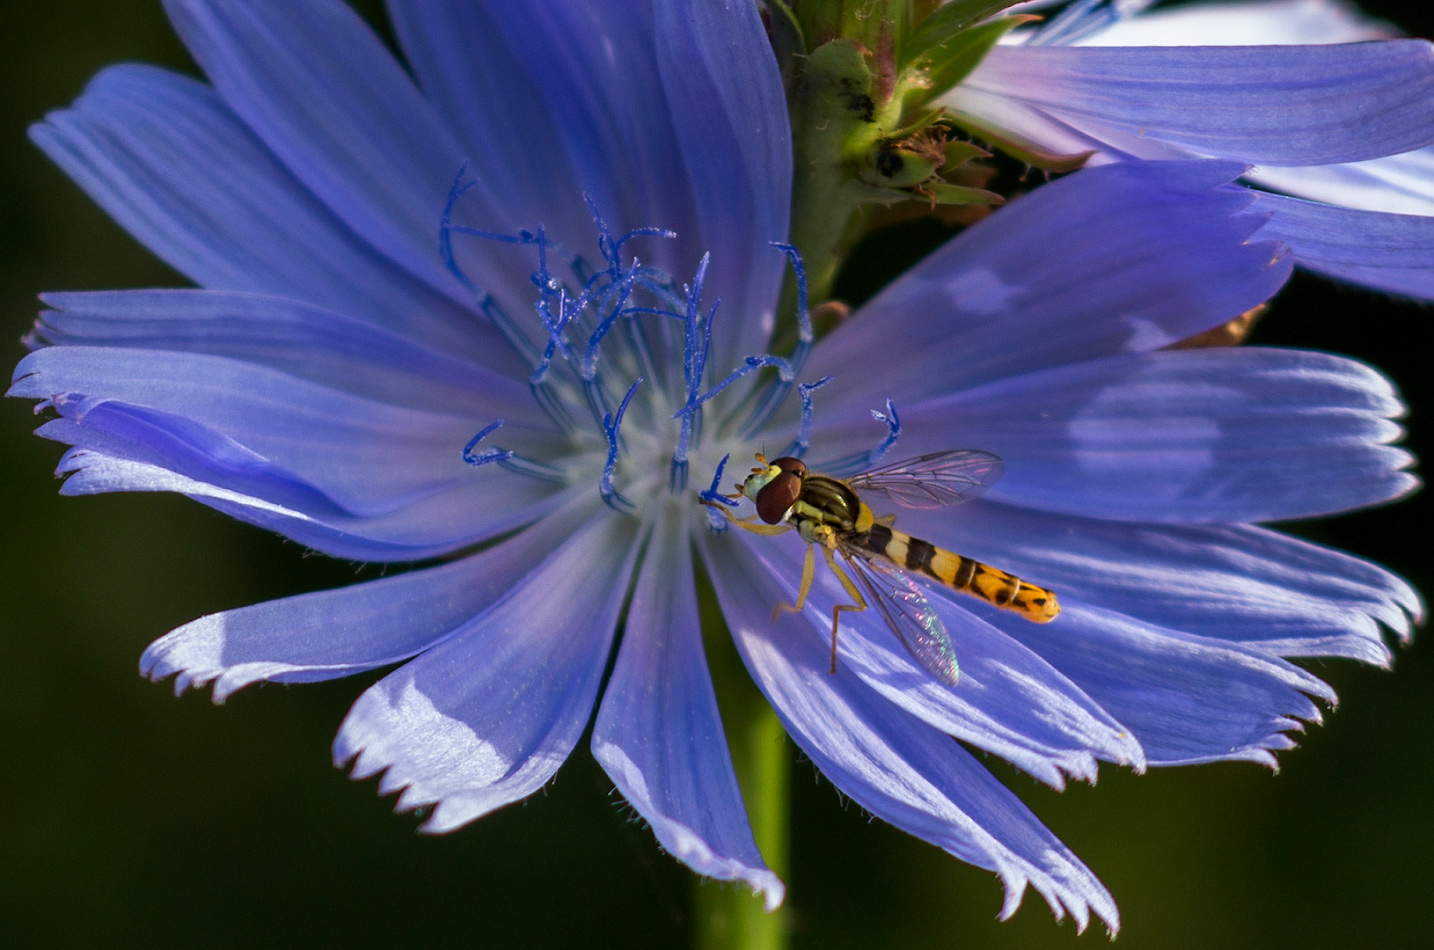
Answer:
[841,547,959,686]
[846,450,1004,510]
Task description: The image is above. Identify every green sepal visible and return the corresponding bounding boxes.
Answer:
[923,181,1005,205]
[859,144,943,190]
[946,113,1096,172]
[849,183,920,205]
[846,176,1002,208]
[943,139,991,169]
[857,119,949,190]
[900,0,1028,71]
[921,14,1037,100]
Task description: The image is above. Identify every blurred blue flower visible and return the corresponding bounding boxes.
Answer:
[947,0,1434,299]
[10,0,1422,933]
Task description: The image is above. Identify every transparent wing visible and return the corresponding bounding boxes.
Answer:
[845,450,1004,509]
[839,545,959,686]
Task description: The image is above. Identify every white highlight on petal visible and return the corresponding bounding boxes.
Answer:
[943,266,1027,317]
[57,451,313,520]
[1074,0,1398,48]
[350,677,514,792]
[1248,152,1434,216]
[1123,317,1178,351]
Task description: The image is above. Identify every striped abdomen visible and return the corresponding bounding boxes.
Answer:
[852,523,1061,623]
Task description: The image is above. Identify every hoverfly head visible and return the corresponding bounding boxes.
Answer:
[743,455,807,524]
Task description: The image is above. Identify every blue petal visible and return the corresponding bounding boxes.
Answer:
[889,500,1419,665]
[831,346,1415,524]
[702,533,1120,934]
[385,0,680,365]
[29,64,514,371]
[592,507,784,909]
[957,42,1434,165]
[981,600,1334,767]
[142,496,596,701]
[1247,191,1434,301]
[456,0,692,241]
[400,0,788,366]
[384,2,596,248]
[10,346,552,516]
[730,528,1146,787]
[332,511,640,832]
[12,350,562,560]
[161,0,474,300]
[654,0,792,368]
[33,290,538,418]
[45,438,564,562]
[807,161,1291,416]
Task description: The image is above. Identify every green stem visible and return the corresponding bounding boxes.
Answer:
[695,597,790,950]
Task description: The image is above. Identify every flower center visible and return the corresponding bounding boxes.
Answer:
[440,170,834,520]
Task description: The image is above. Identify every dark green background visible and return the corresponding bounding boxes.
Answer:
[2,2,1430,946]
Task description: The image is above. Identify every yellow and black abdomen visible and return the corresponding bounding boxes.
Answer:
[851,523,1061,623]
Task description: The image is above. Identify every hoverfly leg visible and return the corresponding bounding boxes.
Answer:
[731,516,790,537]
[820,544,868,676]
[699,499,791,536]
[772,544,817,623]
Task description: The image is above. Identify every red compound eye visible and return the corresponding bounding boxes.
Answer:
[756,471,802,524]
[770,456,806,477]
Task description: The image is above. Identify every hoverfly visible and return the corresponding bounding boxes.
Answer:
[706,451,1060,686]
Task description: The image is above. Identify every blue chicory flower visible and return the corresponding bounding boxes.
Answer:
[946,0,1434,300]
[10,0,1421,933]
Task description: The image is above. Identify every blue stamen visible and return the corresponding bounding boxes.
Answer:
[449,215,591,290]
[530,289,576,387]
[462,420,514,466]
[440,167,541,365]
[683,257,713,397]
[669,457,688,495]
[584,376,618,437]
[584,194,676,281]
[778,375,833,459]
[868,398,902,463]
[601,378,644,514]
[450,223,528,245]
[679,354,794,418]
[699,304,716,392]
[462,420,569,482]
[447,183,761,515]
[619,305,686,321]
[772,242,813,362]
[632,267,687,310]
[495,454,569,483]
[613,227,678,255]
[739,243,814,439]
[700,453,737,532]
[439,167,482,293]
[670,257,716,492]
[623,310,662,392]
[582,259,643,381]
[813,398,903,475]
